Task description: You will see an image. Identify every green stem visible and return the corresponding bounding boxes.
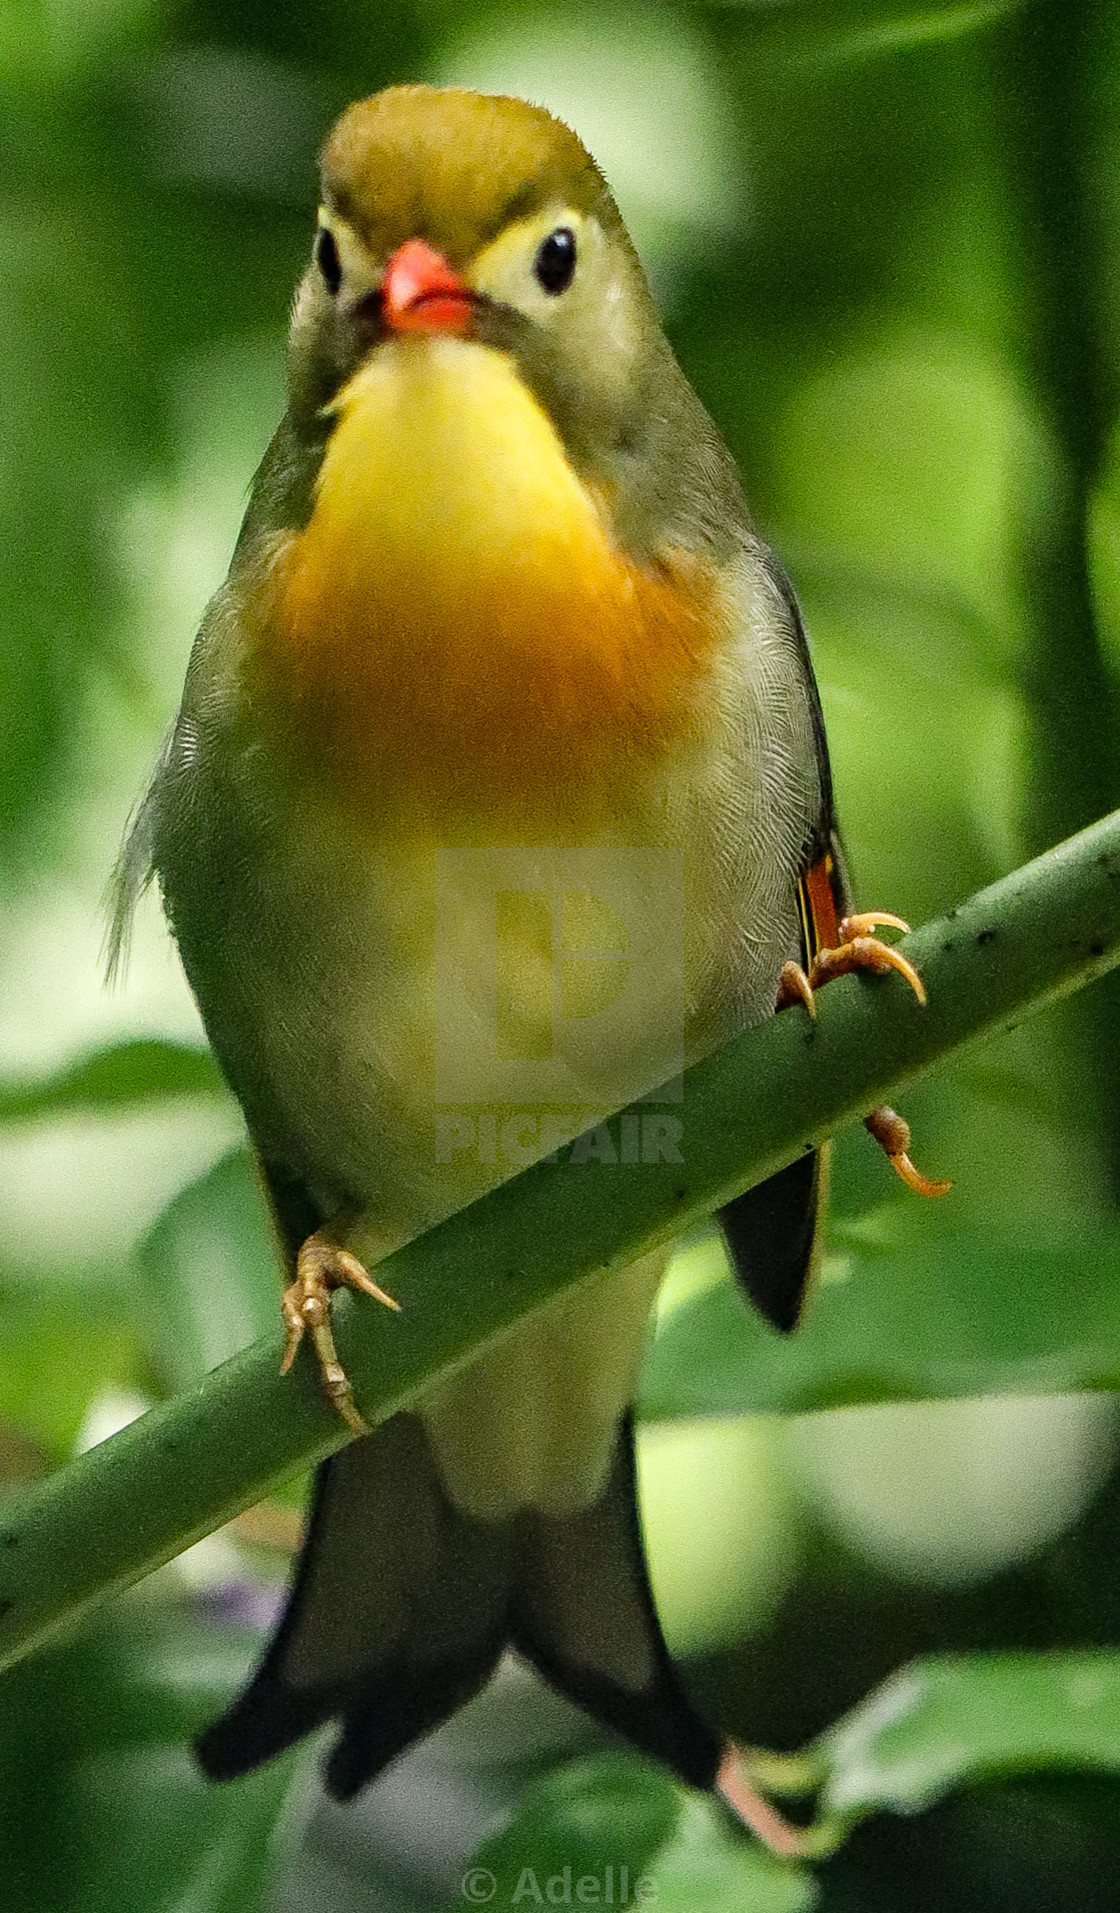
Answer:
[2,811,1120,1673]
[1000,0,1120,1185]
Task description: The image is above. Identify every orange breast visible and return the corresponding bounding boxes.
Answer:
[244,338,725,818]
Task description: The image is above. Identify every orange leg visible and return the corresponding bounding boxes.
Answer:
[863,1103,952,1198]
[715,1744,815,1856]
[281,1229,401,1435]
[778,912,951,1198]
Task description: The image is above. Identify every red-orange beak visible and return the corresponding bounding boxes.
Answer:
[381,238,475,336]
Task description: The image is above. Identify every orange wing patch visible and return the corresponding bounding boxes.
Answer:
[797,849,841,965]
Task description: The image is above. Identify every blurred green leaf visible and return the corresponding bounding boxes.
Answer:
[651,1794,817,1913]
[451,1754,816,1913]
[0,1286,144,1453]
[818,1652,1120,1832]
[768,333,1047,671]
[0,187,158,865]
[642,1228,1120,1420]
[0,1603,293,1913]
[0,1038,225,1122]
[139,1149,278,1392]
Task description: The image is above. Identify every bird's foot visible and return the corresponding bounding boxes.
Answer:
[863,1102,952,1197]
[777,911,924,1018]
[281,1231,401,1435]
[777,911,951,1198]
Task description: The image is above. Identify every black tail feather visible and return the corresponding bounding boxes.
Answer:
[718,1147,824,1332]
[513,1415,720,1791]
[197,1414,512,1784]
[197,1411,720,1797]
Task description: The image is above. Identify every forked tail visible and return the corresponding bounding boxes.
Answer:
[196,1409,720,1797]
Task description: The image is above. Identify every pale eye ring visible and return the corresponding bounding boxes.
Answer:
[314,226,342,295]
[533,226,577,294]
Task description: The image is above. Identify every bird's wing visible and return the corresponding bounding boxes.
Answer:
[716,556,845,1332]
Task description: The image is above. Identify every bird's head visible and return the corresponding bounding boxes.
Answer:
[242,85,745,805]
[285,85,672,510]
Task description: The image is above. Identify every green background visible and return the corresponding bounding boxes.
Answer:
[3,1,1120,1907]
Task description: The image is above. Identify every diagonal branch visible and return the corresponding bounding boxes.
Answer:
[2,811,1120,1675]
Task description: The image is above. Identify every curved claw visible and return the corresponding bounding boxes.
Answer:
[776,958,817,1018]
[838,910,911,940]
[865,1104,952,1198]
[857,935,926,1006]
[812,935,927,1006]
[279,1231,400,1432]
[890,1151,954,1199]
[331,1246,402,1314]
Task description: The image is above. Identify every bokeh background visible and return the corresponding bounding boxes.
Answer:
[4,2,1120,1908]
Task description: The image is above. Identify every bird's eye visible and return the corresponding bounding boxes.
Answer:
[533,226,577,295]
[314,226,342,296]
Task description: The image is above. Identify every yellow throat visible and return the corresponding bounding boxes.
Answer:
[255,335,720,807]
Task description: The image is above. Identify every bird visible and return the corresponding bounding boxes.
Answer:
[111,83,945,1850]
